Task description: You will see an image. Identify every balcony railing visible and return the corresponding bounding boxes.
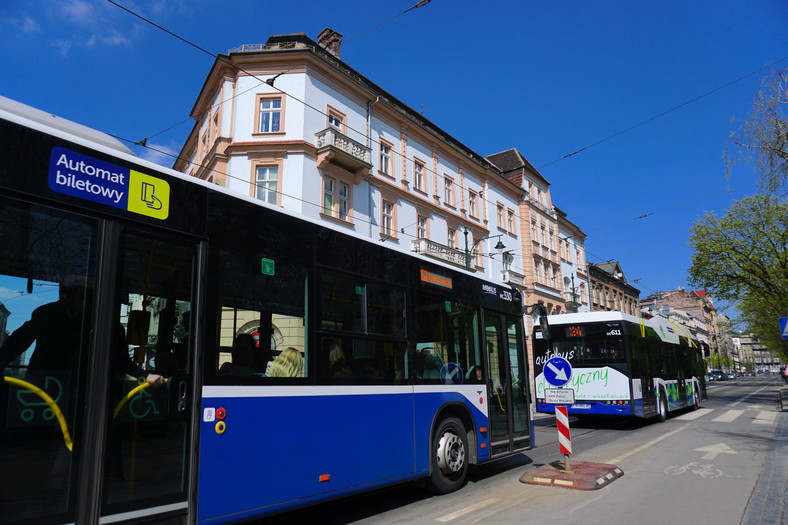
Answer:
[315,128,372,177]
[501,269,526,288]
[411,238,467,269]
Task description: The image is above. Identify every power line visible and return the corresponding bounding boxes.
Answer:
[587,184,756,232]
[344,0,432,44]
[537,56,788,170]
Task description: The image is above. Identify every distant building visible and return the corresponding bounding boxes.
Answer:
[641,287,721,357]
[588,260,639,316]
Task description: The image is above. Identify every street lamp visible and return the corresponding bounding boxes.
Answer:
[463,228,505,271]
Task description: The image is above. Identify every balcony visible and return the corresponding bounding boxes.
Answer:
[501,269,526,288]
[316,128,373,181]
[411,238,467,269]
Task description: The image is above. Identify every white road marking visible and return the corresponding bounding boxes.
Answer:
[753,411,777,425]
[435,498,500,522]
[713,409,744,423]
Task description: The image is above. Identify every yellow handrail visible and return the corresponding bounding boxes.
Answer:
[3,376,73,451]
[112,377,168,420]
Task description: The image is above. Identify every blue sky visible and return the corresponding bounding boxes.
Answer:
[2,0,787,318]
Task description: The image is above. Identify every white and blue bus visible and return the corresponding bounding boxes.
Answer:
[532,311,706,420]
[0,96,532,525]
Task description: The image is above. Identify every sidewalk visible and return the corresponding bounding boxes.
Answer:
[740,386,788,525]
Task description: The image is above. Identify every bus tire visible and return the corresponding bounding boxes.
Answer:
[656,391,668,422]
[691,384,700,410]
[427,416,468,494]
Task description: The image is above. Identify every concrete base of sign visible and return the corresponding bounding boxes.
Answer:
[519,460,623,490]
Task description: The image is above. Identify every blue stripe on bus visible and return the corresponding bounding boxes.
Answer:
[197,390,488,523]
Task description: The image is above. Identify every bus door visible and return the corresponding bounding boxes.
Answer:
[0,198,198,524]
[98,227,199,523]
[484,311,530,457]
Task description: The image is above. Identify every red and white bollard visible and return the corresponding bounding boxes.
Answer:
[555,405,573,472]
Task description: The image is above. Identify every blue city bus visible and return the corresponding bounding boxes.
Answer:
[0,96,532,524]
[532,311,706,420]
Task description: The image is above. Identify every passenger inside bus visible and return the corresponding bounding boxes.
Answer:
[265,347,304,377]
[218,334,257,376]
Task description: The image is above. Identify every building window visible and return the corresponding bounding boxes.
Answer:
[255,166,278,204]
[534,260,541,284]
[507,209,514,232]
[447,228,456,250]
[444,177,454,206]
[414,161,425,191]
[257,96,282,133]
[417,215,427,239]
[323,177,350,221]
[328,108,345,131]
[531,221,538,241]
[468,191,478,218]
[379,142,392,176]
[497,204,504,229]
[382,201,394,237]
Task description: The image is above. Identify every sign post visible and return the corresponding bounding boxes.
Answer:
[543,356,574,472]
[555,405,572,472]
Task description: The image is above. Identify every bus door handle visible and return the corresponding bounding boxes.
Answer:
[177,380,188,414]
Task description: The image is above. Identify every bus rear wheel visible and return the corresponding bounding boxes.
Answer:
[656,391,667,422]
[427,416,468,494]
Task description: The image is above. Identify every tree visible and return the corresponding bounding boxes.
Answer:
[688,194,788,359]
[726,68,788,195]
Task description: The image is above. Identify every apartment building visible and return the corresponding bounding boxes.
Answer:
[173,29,525,288]
[485,148,591,371]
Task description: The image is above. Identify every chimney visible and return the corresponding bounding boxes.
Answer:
[318,28,343,58]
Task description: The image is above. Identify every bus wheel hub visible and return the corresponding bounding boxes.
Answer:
[437,432,465,473]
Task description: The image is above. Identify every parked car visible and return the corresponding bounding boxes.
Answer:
[709,370,724,381]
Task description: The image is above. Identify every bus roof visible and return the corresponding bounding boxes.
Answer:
[0,95,135,157]
[544,311,698,345]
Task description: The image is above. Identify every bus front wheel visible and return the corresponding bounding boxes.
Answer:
[427,416,468,494]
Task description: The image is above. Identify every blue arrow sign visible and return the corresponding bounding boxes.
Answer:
[440,363,463,384]
[779,317,788,340]
[544,356,572,387]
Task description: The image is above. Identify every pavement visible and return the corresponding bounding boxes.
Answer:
[529,384,788,524]
[740,385,788,525]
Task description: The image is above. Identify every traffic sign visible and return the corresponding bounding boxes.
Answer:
[543,356,572,387]
[779,317,788,340]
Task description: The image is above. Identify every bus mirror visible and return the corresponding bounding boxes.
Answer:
[539,316,550,340]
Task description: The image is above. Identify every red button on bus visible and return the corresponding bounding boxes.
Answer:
[216,407,226,420]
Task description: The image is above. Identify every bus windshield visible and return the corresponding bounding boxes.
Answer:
[551,321,626,365]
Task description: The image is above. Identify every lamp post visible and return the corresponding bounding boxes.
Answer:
[463,228,505,271]
[570,275,578,312]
